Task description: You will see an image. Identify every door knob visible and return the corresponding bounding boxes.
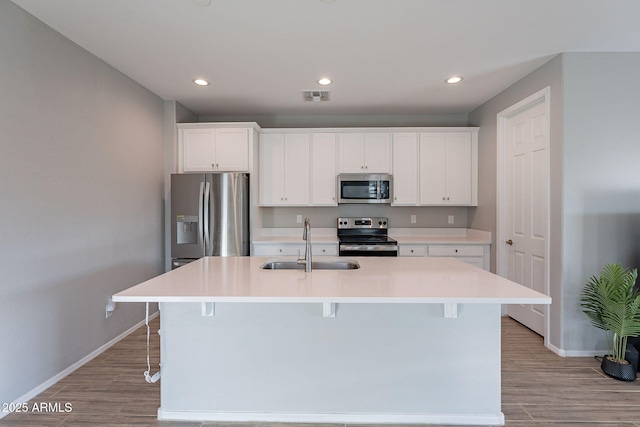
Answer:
[506,239,513,245]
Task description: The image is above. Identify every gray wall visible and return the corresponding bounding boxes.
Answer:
[560,53,640,352]
[0,1,165,406]
[262,206,469,229]
[468,55,564,348]
[469,52,640,354]
[199,114,469,128]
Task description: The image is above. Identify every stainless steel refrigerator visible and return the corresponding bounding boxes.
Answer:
[171,173,250,269]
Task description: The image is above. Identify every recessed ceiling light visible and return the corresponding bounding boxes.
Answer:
[191,0,212,6]
[193,79,209,86]
[445,76,463,84]
[318,77,332,86]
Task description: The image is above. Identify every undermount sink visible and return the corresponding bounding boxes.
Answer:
[260,260,360,270]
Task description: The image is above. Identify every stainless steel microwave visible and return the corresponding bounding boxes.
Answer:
[337,174,392,204]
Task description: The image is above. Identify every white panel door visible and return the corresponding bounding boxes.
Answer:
[311,133,337,205]
[283,133,310,205]
[392,133,418,205]
[259,133,285,205]
[505,101,548,335]
[182,129,215,172]
[445,132,472,205]
[419,133,447,204]
[214,128,248,171]
[364,133,391,173]
[337,133,365,173]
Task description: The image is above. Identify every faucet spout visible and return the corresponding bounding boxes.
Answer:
[298,218,312,272]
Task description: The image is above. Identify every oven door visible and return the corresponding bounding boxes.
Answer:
[339,244,398,257]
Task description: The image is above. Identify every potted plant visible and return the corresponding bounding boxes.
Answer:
[580,263,640,381]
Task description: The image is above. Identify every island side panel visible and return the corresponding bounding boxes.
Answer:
[158,302,502,423]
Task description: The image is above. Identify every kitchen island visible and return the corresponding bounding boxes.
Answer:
[113,256,550,426]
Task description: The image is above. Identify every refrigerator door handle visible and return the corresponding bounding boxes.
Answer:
[203,181,211,254]
[198,181,205,248]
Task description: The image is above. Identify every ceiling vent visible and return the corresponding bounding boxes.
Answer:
[302,90,330,102]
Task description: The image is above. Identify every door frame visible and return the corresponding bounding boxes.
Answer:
[496,86,551,341]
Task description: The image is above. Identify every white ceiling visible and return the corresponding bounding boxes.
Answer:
[10,0,640,117]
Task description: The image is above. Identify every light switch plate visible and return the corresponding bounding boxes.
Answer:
[448,215,454,224]
[410,215,417,224]
[296,215,302,223]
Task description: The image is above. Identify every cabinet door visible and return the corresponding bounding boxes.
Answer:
[445,132,472,205]
[182,129,215,172]
[259,134,285,205]
[311,133,337,205]
[214,128,249,171]
[337,133,365,173]
[363,133,391,173]
[283,134,310,205]
[419,133,447,204]
[392,133,418,205]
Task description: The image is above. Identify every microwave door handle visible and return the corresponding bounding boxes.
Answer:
[378,179,382,199]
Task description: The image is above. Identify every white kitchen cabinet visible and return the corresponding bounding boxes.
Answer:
[259,133,310,206]
[252,242,337,257]
[391,132,418,205]
[398,242,489,270]
[180,127,249,172]
[419,132,476,205]
[337,133,391,173]
[427,244,490,271]
[311,133,337,205]
[398,244,427,257]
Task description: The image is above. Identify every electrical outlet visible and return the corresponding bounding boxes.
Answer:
[448,215,454,224]
[410,215,417,224]
[105,297,116,319]
[296,215,302,224]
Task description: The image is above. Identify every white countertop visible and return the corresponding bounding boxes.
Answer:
[113,256,549,304]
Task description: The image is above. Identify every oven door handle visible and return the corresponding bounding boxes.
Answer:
[339,244,398,251]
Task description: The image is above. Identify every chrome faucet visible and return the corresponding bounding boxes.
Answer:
[297,217,312,272]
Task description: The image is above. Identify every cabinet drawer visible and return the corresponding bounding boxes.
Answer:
[399,244,426,257]
[428,245,484,257]
[253,244,304,256]
[312,244,338,256]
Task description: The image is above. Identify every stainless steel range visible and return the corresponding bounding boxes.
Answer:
[337,217,398,257]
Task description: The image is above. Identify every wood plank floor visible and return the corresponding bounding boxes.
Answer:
[2,316,640,426]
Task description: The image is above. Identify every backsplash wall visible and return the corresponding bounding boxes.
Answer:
[261,206,470,229]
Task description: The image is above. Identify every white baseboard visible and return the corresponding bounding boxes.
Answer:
[546,341,606,358]
[158,409,505,426]
[0,312,159,421]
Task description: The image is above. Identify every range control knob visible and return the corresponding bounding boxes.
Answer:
[379,221,383,225]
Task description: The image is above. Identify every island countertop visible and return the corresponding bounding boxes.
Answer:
[112,256,551,305]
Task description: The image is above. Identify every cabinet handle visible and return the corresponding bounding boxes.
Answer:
[506,239,513,246]
[410,249,414,253]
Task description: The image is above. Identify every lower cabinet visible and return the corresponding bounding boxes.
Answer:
[252,243,338,257]
[398,243,489,271]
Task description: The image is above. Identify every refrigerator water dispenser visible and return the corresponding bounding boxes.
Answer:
[176,215,198,244]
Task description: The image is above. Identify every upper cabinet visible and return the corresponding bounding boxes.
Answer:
[337,133,391,173]
[259,133,310,206]
[178,125,250,172]
[419,131,477,206]
[311,133,337,206]
[391,133,419,205]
